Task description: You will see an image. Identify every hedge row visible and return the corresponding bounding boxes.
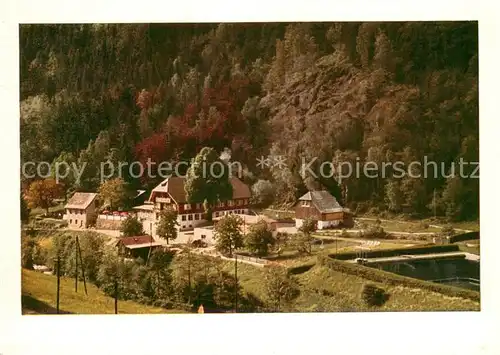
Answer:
[329,244,460,260]
[449,231,480,244]
[317,254,480,302]
[287,262,316,275]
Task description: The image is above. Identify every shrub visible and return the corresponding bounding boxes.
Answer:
[120,216,144,237]
[441,224,456,237]
[418,222,429,230]
[21,237,39,269]
[363,224,388,239]
[287,262,315,275]
[250,180,275,207]
[47,232,105,283]
[361,283,390,307]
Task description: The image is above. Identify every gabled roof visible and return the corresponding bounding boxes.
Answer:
[116,235,161,249]
[65,192,97,210]
[132,204,154,211]
[148,176,251,203]
[297,190,344,213]
[229,177,251,199]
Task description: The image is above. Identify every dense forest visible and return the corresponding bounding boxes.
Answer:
[19,22,479,220]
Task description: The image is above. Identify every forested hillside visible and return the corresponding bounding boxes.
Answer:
[19,22,479,220]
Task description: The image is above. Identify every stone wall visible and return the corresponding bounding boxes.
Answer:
[96,218,123,230]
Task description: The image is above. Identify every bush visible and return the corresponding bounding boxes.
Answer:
[361,283,390,307]
[48,232,105,283]
[362,224,388,239]
[120,216,144,237]
[418,222,429,230]
[441,224,456,237]
[287,262,315,275]
[21,237,39,269]
[250,180,275,207]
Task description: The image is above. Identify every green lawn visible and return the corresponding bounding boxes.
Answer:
[357,219,442,233]
[357,215,479,233]
[293,265,479,312]
[22,268,188,314]
[457,240,480,255]
[30,203,65,217]
[217,256,479,312]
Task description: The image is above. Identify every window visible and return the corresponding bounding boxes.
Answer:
[70,219,72,224]
[195,214,200,220]
[184,204,191,210]
[188,214,193,221]
[201,234,206,239]
[228,200,234,207]
[215,212,219,217]
[196,203,202,209]
[301,201,310,207]
[182,215,186,221]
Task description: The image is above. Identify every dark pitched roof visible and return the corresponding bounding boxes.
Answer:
[149,176,251,203]
[298,191,344,213]
[229,177,251,199]
[118,235,154,246]
[64,192,97,210]
[117,235,155,247]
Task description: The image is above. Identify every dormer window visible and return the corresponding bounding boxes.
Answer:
[185,204,191,210]
[301,201,310,207]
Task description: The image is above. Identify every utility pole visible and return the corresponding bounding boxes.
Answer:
[56,255,60,314]
[75,237,78,293]
[234,252,238,313]
[114,278,118,315]
[187,247,192,305]
[433,189,437,219]
[76,236,88,295]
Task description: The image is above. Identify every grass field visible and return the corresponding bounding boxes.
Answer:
[22,269,188,314]
[457,240,480,255]
[218,257,479,312]
[358,215,479,232]
[30,203,65,217]
[293,265,479,312]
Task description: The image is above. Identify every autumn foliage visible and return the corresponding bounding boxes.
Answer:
[25,179,64,214]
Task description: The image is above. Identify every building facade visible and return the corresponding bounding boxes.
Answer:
[64,192,98,229]
[294,191,353,230]
[138,176,252,234]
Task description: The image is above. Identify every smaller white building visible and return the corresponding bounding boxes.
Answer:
[64,192,98,229]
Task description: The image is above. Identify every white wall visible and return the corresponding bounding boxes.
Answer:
[66,209,86,229]
[295,218,304,229]
[317,220,340,230]
[193,227,215,245]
